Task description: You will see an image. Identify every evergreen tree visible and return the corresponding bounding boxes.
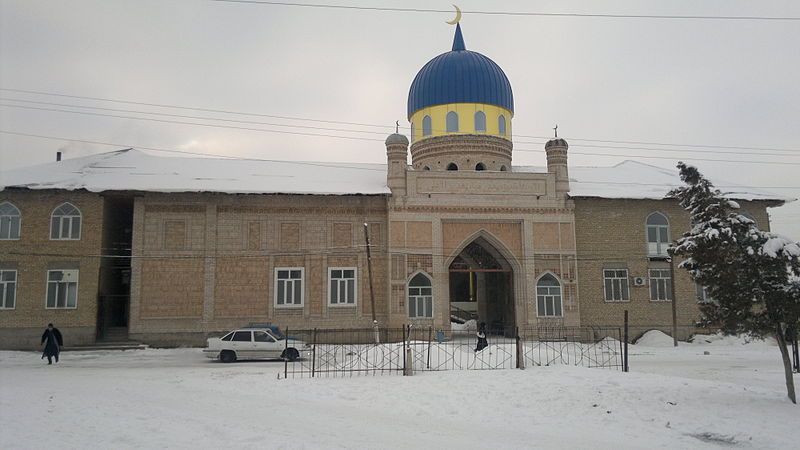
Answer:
[669,162,800,404]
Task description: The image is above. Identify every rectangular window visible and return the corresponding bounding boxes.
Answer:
[51,216,80,240]
[275,268,304,308]
[603,269,630,302]
[0,270,17,309]
[649,269,672,301]
[0,216,20,239]
[46,269,79,309]
[696,284,713,303]
[536,286,563,317]
[408,285,433,318]
[647,226,670,257]
[328,267,357,306]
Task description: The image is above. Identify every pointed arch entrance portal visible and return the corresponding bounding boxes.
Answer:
[449,237,515,333]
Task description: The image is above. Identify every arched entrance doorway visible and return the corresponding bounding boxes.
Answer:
[448,237,514,334]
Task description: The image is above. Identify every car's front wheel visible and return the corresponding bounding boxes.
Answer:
[281,347,300,361]
[220,350,237,363]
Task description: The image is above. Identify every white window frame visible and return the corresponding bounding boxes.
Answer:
[45,269,79,309]
[646,212,670,257]
[536,273,563,317]
[0,270,17,309]
[603,269,630,302]
[328,267,357,307]
[274,267,304,308]
[50,202,82,241]
[0,202,21,240]
[649,268,672,302]
[407,272,433,319]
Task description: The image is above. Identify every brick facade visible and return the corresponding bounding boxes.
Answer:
[0,189,103,348]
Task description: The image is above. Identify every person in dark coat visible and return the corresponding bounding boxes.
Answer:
[475,322,488,352]
[41,323,63,364]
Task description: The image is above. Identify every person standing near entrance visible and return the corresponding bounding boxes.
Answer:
[475,322,488,352]
[41,323,63,364]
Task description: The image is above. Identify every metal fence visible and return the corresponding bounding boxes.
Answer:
[281,325,625,379]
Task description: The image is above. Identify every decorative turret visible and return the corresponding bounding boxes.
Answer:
[545,135,569,194]
[385,133,409,196]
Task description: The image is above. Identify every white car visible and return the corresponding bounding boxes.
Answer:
[204,327,312,363]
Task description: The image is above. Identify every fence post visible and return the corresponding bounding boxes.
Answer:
[284,327,289,379]
[402,324,407,376]
[516,326,524,370]
[623,310,629,373]
[791,325,799,373]
[311,328,317,378]
[427,326,432,369]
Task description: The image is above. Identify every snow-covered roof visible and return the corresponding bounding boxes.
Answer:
[0,149,791,202]
[518,160,791,202]
[0,149,391,196]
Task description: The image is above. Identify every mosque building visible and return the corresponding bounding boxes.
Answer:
[0,23,788,348]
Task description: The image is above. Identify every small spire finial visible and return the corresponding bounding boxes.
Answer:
[395,121,400,134]
[553,124,558,138]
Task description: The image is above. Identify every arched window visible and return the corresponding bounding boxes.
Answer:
[408,272,433,318]
[446,111,459,132]
[446,163,459,171]
[423,166,431,171]
[499,165,508,172]
[646,212,670,257]
[474,111,486,132]
[0,202,21,240]
[51,202,81,240]
[475,163,486,171]
[422,115,432,136]
[536,273,562,317]
[498,115,507,136]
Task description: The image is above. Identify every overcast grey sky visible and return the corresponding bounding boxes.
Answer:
[1,0,798,236]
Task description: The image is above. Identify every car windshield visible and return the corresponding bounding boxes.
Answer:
[269,328,286,340]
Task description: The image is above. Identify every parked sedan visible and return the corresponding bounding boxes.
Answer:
[204,328,312,363]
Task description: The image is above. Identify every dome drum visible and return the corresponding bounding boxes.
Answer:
[410,134,512,171]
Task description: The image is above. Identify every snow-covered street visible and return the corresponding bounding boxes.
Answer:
[1,333,797,449]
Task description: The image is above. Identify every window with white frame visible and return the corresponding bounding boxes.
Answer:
[646,212,670,257]
[275,268,304,307]
[649,268,672,301]
[603,269,630,302]
[46,269,79,309]
[696,284,713,303]
[536,274,563,317]
[408,273,432,318]
[50,203,81,240]
[329,267,357,306]
[0,202,21,240]
[0,270,17,309]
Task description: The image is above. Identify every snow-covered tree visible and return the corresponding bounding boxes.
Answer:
[669,162,800,404]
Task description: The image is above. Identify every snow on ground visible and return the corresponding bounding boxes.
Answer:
[1,340,797,449]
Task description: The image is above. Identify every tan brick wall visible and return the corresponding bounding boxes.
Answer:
[129,193,390,339]
[573,197,774,331]
[442,222,522,260]
[140,258,204,318]
[0,189,104,347]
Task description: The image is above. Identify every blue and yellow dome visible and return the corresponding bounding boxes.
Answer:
[408,24,514,143]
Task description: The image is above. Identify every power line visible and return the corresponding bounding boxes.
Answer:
[3,87,798,153]
[208,1,800,21]
[2,130,798,190]
[5,97,800,159]
[0,130,386,172]
[6,103,800,165]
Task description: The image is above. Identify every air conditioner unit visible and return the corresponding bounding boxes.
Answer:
[632,277,646,287]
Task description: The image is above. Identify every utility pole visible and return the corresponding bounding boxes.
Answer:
[669,257,678,347]
[364,223,379,343]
